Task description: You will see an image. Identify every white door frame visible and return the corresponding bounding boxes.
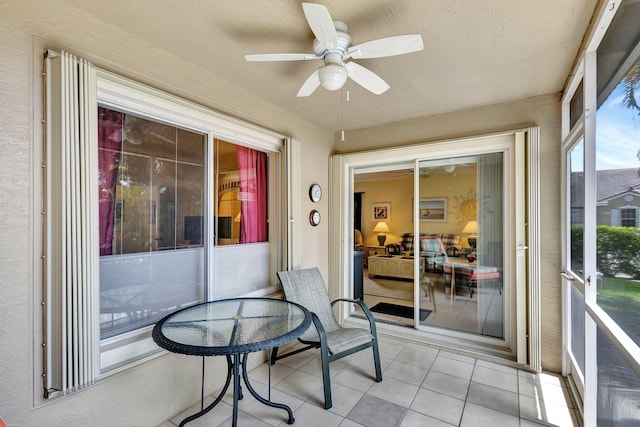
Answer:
[329,128,540,368]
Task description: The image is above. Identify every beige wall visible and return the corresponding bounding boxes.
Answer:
[0,5,333,425]
[355,172,477,248]
[339,94,563,373]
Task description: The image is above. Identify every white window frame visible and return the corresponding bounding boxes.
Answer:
[96,70,288,373]
[619,206,638,227]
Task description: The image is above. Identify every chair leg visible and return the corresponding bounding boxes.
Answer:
[320,352,332,409]
[372,340,383,382]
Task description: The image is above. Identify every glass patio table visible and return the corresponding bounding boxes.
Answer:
[152,297,311,426]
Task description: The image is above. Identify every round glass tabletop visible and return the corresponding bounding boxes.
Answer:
[152,298,311,356]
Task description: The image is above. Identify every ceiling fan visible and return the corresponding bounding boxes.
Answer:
[244,2,424,97]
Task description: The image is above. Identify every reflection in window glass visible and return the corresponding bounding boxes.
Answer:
[569,139,585,274]
[569,80,584,130]
[98,108,206,254]
[568,139,586,382]
[595,54,640,347]
[570,285,585,375]
[214,139,269,245]
[98,106,206,338]
[597,327,640,425]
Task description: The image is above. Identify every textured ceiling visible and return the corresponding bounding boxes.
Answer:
[58,1,599,131]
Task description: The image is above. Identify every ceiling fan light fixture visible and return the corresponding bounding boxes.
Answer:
[318,64,347,91]
[443,165,456,173]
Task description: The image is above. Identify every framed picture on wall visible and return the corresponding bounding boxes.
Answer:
[371,202,391,222]
[419,198,447,222]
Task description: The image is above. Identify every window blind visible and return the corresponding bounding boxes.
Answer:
[43,50,99,397]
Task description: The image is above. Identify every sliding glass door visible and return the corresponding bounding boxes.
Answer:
[417,152,507,341]
[336,130,531,360]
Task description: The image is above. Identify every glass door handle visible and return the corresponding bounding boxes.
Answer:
[560,271,575,281]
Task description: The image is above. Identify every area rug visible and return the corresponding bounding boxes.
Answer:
[370,302,431,321]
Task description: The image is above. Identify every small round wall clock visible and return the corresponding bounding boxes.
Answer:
[309,183,322,202]
[309,209,321,226]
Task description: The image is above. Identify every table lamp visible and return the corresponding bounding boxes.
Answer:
[373,222,391,246]
[462,220,478,250]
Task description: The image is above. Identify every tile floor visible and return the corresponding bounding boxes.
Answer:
[158,336,579,427]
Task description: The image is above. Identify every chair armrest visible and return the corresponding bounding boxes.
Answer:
[385,243,404,255]
[331,298,378,338]
[446,244,463,257]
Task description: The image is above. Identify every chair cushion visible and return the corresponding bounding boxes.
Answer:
[440,233,461,248]
[420,234,440,251]
[326,328,373,355]
[390,233,462,256]
[399,233,415,253]
[300,326,373,355]
[419,235,446,254]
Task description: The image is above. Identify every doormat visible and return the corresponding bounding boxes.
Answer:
[370,302,431,321]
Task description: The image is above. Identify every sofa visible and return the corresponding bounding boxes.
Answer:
[385,233,462,257]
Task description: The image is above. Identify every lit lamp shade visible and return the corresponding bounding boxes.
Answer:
[373,222,391,246]
[462,220,478,249]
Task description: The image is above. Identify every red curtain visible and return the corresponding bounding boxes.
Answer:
[98,107,124,256]
[237,146,268,243]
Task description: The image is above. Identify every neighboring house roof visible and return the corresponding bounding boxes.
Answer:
[600,187,640,203]
[570,167,640,206]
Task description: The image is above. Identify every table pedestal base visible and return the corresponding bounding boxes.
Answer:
[179,353,295,426]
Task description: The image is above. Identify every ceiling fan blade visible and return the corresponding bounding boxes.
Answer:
[302,3,338,48]
[345,62,390,95]
[348,34,424,59]
[245,53,318,62]
[297,68,321,97]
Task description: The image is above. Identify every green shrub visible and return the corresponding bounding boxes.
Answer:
[571,225,640,278]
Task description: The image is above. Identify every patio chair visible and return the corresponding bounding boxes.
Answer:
[271,267,382,409]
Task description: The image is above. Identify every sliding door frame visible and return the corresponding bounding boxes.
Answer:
[329,127,540,367]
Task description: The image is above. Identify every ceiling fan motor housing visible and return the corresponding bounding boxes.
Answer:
[312,21,351,57]
[313,21,351,91]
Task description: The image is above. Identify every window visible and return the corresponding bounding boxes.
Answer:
[43,51,291,396]
[97,111,272,340]
[96,82,281,368]
[98,107,207,339]
[619,207,637,227]
[214,139,269,246]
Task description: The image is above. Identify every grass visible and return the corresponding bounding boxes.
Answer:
[597,277,640,344]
